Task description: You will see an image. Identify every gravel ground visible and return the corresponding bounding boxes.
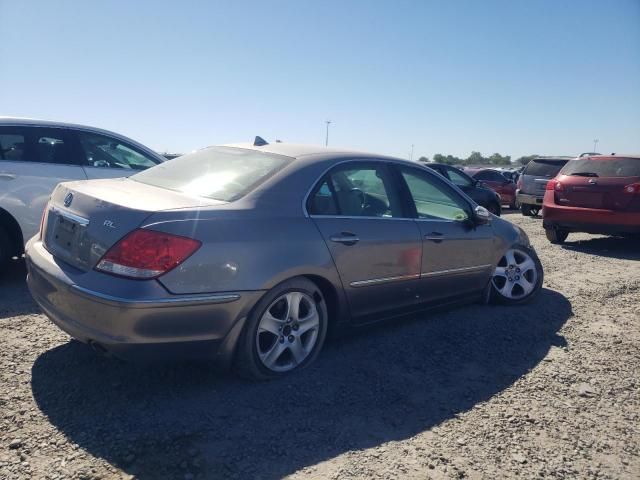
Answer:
[1,212,638,480]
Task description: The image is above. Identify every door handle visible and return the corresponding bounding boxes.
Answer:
[424,232,445,243]
[0,173,16,180]
[330,232,360,246]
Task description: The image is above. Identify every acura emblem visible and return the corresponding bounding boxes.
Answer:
[64,192,73,207]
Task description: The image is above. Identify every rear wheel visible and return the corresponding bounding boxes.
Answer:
[235,277,328,380]
[487,202,501,216]
[521,204,532,217]
[545,228,568,244]
[530,206,540,216]
[0,226,12,270]
[491,245,543,305]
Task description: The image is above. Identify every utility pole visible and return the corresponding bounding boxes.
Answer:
[593,139,599,152]
[410,144,414,161]
[325,120,331,146]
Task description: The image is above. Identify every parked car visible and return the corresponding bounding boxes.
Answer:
[465,168,518,209]
[425,163,503,215]
[0,118,165,266]
[26,140,543,379]
[516,157,572,216]
[543,154,640,243]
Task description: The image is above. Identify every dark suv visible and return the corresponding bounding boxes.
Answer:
[516,157,572,216]
[425,163,502,215]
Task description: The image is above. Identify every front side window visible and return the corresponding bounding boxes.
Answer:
[445,167,473,188]
[308,163,402,217]
[78,131,158,170]
[134,146,291,202]
[400,167,470,221]
[0,130,25,161]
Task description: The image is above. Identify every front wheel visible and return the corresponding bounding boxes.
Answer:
[491,245,543,305]
[545,228,568,244]
[235,277,328,380]
[521,204,532,217]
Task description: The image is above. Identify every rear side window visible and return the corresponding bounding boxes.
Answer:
[307,163,402,218]
[0,131,25,161]
[475,170,506,182]
[560,158,640,178]
[524,159,568,177]
[0,126,74,164]
[133,146,291,202]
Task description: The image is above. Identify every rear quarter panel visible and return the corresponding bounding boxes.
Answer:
[146,212,343,296]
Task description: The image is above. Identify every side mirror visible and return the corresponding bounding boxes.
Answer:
[474,205,491,224]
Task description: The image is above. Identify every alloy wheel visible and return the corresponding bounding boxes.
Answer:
[256,291,320,372]
[492,249,538,300]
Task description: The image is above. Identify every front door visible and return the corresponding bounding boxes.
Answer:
[307,162,422,320]
[395,165,495,303]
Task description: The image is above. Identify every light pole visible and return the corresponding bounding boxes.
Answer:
[410,144,414,161]
[325,120,331,146]
[593,139,599,152]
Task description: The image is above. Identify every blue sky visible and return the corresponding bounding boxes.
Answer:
[1,0,638,160]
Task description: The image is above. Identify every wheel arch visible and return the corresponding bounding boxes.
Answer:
[0,206,25,257]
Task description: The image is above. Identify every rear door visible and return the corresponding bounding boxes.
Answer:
[395,165,494,302]
[0,125,87,243]
[73,130,162,179]
[307,161,422,321]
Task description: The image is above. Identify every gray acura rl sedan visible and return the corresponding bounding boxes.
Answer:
[26,140,543,379]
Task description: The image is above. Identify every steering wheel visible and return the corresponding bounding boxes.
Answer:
[349,188,366,208]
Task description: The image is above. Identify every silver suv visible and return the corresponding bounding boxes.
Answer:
[0,118,165,266]
[517,157,572,216]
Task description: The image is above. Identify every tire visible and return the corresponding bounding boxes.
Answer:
[235,277,328,380]
[521,204,532,217]
[545,228,568,244]
[490,244,543,305]
[530,206,540,217]
[0,226,12,270]
[487,202,501,216]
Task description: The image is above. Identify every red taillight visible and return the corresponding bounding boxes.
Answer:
[96,229,201,279]
[546,179,563,191]
[623,182,640,194]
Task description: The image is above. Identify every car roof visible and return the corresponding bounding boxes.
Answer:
[582,154,640,160]
[0,116,164,161]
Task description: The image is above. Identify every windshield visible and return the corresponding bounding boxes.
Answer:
[524,159,569,177]
[132,147,291,201]
[560,157,640,178]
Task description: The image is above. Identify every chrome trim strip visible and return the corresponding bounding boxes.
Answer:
[350,273,420,287]
[70,285,241,309]
[421,264,492,278]
[50,206,89,226]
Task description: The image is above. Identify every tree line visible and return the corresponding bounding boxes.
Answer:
[417,152,538,166]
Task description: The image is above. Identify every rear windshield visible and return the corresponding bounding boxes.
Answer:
[132,146,291,201]
[523,159,569,177]
[560,157,640,178]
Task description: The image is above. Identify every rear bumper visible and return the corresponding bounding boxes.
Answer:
[25,239,263,365]
[516,191,543,206]
[543,196,640,235]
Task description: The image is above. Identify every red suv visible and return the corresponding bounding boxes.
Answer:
[542,155,640,243]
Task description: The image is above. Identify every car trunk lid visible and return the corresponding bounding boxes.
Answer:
[42,178,222,271]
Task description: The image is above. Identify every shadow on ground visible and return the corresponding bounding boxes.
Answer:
[32,288,571,479]
[0,259,40,319]
[561,236,639,261]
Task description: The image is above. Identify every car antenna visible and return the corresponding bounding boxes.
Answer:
[254,136,269,146]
